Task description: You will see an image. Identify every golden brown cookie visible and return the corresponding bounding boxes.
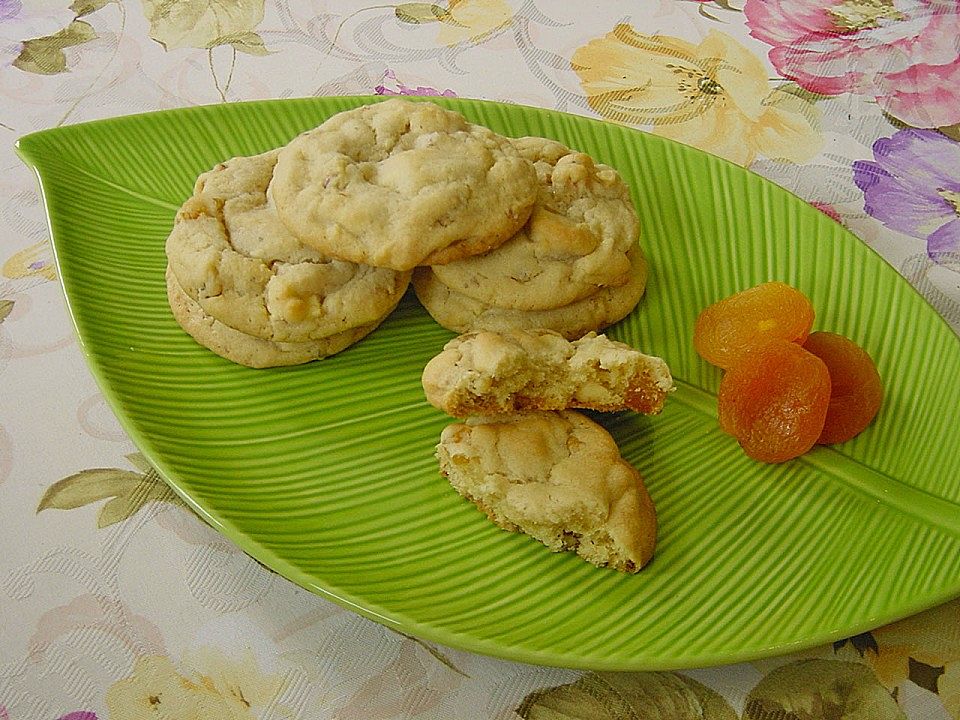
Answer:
[436,410,657,572]
[422,329,673,416]
[430,137,639,311]
[413,247,648,340]
[166,150,410,343]
[269,99,539,271]
[165,266,381,368]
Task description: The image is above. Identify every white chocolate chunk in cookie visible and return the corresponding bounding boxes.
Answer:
[430,137,639,311]
[422,329,673,416]
[165,266,382,368]
[437,410,657,573]
[166,150,410,342]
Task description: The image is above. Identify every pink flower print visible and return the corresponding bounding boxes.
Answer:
[0,0,20,21]
[374,69,456,98]
[811,201,843,223]
[0,710,95,720]
[745,0,960,128]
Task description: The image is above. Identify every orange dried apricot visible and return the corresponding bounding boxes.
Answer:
[694,281,815,369]
[717,339,831,463]
[803,331,883,445]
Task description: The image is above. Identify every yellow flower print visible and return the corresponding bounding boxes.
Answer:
[865,598,960,690]
[572,25,823,166]
[106,650,284,720]
[935,663,960,719]
[3,241,56,281]
[182,647,284,714]
[106,656,216,720]
[436,0,512,47]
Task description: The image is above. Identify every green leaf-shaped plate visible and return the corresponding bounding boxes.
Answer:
[17,97,960,670]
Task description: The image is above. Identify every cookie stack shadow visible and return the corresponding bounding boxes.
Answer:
[163,98,648,367]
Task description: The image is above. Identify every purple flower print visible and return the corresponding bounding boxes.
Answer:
[0,0,21,21]
[853,129,960,264]
[0,709,94,720]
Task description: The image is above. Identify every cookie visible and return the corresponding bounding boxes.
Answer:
[412,247,648,340]
[166,150,411,343]
[165,266,381,368]
[436,410,657,572]
[422,329,673,416]
[430,137,639,311]
[269,99,539,270]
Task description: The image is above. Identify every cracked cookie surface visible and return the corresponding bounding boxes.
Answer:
[165,266,380,368]
[269,99,539,271]
[436,410,657,572]
[413,246,648,340]
[165,149,410,342]
[431,137,639,311]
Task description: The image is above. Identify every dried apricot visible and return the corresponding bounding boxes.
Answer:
[803,331,883,444]
[717,340,831,463]
[694,281,815,369]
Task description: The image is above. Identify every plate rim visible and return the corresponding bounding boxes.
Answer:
[16,95,960,671]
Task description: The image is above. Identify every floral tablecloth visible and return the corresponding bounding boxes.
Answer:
[2,1,960,718]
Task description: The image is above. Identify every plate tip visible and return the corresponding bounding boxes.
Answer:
[13,134,40,169]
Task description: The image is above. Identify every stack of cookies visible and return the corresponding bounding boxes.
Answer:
[413,135,646,340]
[423,329,673,573]
[164,99,649,366]
[164,149,412,368]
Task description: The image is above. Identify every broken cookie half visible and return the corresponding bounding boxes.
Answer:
[422,329,674,417]
[436,410,657,573]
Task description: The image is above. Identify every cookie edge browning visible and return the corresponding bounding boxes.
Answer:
[436,411,657,573]
[165,266,386,368]
[430,135,640,310]
[165,151,413,342]
[412,246,649,340]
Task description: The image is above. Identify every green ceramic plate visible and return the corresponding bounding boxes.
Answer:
[17,97,960,671]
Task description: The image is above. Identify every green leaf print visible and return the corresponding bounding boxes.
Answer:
[96,491,150,528]
[38,469,140,511]
[516,671,737,719]
[395,3,463,26]
[940,124,960,143]
[124,451,154,474]
[38,453,187,528]
[743,659,906,720]
[70,0,112,18]
[141,0,266,51]
[13,20,98,75]
[222,30,271,56]
[0,300,13,324]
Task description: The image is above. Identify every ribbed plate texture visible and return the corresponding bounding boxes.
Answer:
[17,97,960,670]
